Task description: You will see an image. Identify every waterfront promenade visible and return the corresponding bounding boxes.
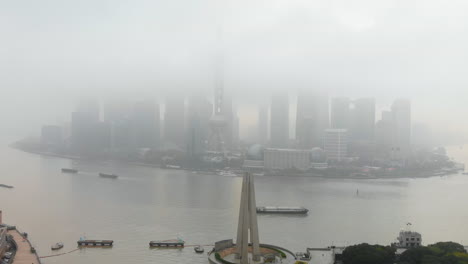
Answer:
[7,229,40,264]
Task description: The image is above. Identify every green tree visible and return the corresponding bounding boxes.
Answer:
[342,243,396,264]
[429,242,467,255]
[399,246,435,264]
[398,241,468,264]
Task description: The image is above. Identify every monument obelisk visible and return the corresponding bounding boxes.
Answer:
[235,173,261,263]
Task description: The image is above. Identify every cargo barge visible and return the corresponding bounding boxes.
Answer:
[99,173,118,179]
[149,239,185,247]
[256,206,309,214]
[61,168,78,173]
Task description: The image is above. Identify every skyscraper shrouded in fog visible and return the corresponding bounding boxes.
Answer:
[71,111,106,154]
[258,106,268,144]
[331,97,351,129]
[270,94,289,148]
[76,99,100,122]
[350,98,376,142]
[164,96,186,149]
[41,125,62,146]
[186,95,213,156]
[295,91,329,149]
[132,100,160,149]
[375,110,395,148]
[222,94,236,150]
[392,98,412,158]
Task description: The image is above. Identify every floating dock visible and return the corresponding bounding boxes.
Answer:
[149,240,185,247]
[77,240,113,247]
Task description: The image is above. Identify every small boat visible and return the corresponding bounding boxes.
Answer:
[0,184,13,189]
[99,173,118,179]
[51,242,64,250]
[194,245,204,253]
[62,168,78,173]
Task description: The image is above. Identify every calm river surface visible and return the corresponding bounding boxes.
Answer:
[1,144,468,264]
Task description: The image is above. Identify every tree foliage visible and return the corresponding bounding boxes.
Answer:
[398,241,468,264]
[342,243,396,264]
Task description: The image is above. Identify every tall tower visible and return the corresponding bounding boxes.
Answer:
[235,173,261,263]
[207,31,229,154]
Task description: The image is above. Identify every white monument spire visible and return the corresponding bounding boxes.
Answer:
[235,173,261,263]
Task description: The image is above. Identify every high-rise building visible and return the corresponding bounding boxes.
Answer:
[41,125,62,146]
[331,97,351,129]
[295,91,329,149]
[375,110,395,147]
[71,111,97,154]
[232,113,240,149]
[104,101,131,123]
[76,99,100,122]
[164,96,185,149]
[324,129,348,161]
[392,99,411,158]
[223,95,235,150]
[133,100,160,149]
[110,118,133,150]
[258,106,268,144]
[350,98,376,142]
[186,95,213,156]
[270,94,289,148]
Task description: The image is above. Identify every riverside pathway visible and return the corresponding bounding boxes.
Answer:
[8,229,40,264]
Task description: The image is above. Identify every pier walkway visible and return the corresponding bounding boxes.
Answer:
[8,229,40,264]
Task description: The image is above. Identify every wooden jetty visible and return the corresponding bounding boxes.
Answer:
[149,239,185,247]
[7,229,41,264]
[77,240,113,247]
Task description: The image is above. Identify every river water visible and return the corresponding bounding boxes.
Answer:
[1,144,468,264]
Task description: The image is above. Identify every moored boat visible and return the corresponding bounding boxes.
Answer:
[256,206,309,214]
[61,168,78,173]
[0,184,13,189]
[194,245,204,253]
[99,173,118,179]
[51,242,64,250]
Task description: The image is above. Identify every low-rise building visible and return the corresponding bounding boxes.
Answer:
[264,148,311,171]
[396,230,422,248]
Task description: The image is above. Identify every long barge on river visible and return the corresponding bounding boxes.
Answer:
[99,173,118,179]
[256,206,309,214]
[61,168,78,173]
[149,239,185,247]
[77,240,114,247]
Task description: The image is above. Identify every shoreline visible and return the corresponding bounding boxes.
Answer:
[11,145,462,180]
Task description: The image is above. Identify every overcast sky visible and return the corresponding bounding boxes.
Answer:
[1,0,468,140]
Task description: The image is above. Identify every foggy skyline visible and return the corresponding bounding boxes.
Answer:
[2,0,468,141]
